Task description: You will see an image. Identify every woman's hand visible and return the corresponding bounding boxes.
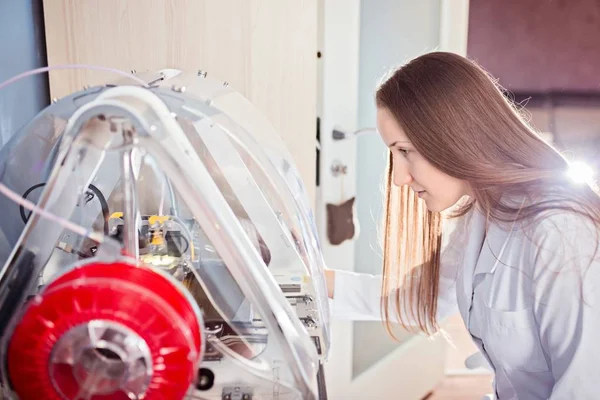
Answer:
[324,269,335,299]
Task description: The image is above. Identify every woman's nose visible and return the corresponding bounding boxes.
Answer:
[393,165,413,187]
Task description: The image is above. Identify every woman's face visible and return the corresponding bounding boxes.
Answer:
[376,107,471,212]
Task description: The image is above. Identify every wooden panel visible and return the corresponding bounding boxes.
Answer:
[42,0,317,200]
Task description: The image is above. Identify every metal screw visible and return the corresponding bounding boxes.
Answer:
[131,69,137,74]
[242,395,251,400]
[223,81,229,87]
[303,316,316,329]
[197,70,207,78]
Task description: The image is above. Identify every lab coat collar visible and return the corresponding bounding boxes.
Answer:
[456,205,487,321]
[456,204,519,320]
[453,201,525,386]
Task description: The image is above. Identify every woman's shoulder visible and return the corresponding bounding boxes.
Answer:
[527,207,599,243]
[498,190,600,242]
[521,205,600,308]
[522,208,600,277]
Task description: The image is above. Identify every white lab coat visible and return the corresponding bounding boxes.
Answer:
[332,205,600,400]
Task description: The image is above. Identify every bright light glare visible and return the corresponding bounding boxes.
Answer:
[567,161,594,184]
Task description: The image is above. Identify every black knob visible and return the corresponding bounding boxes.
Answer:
[196,368,215,391]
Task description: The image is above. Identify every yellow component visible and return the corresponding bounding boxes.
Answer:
[110,212,123,219]
[140,253,178,268]
[151,231,165,246]
[148,215,170,225]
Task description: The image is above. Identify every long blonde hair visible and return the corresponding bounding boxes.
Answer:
[375,52,600,336]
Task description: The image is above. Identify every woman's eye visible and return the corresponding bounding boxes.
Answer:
[397,148,409,156]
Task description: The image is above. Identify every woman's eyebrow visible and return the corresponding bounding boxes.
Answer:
[388,140,411,148]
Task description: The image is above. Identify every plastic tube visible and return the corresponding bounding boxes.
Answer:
[0,64,148,93]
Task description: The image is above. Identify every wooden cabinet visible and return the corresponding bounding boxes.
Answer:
[42,0,317,199]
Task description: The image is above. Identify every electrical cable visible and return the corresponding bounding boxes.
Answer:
[19,183,110,235]
[0,182,105,244]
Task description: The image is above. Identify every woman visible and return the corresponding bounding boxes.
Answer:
[325,52,600,399]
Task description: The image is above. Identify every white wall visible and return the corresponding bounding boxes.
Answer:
[352,0,442,377]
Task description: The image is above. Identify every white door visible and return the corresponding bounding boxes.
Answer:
[317,1,471,398]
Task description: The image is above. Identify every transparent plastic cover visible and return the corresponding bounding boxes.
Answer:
[0,69,330,400]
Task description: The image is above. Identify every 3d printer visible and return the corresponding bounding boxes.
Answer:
[0,68,330,400]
